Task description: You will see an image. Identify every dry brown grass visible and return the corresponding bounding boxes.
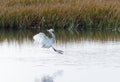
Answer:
[0,0,120,30]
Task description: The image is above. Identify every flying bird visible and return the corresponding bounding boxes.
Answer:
[33,29,63,54]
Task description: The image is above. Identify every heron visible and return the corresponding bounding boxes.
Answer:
[33,29,63,54]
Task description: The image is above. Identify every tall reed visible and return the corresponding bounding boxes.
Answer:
[0,0,120,30]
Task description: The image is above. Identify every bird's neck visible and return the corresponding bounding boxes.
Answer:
[49,32,55,38]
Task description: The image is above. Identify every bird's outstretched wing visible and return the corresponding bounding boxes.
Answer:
[33,32,49,45]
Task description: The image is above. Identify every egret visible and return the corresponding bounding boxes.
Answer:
[33,29,63,54]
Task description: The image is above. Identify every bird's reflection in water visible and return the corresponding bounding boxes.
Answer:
[41,76,53,82]
[35,70,63,82]
[35,75,53,82]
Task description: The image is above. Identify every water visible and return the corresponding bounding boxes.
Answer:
[0,29,120,82]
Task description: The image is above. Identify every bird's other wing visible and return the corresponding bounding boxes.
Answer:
[33,32,49,44]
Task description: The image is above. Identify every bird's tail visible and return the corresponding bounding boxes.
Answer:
[52,46,63,54]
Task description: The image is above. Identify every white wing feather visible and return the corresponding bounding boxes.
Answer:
[33,32,49,45]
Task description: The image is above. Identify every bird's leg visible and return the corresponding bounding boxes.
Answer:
[51,46,63,54]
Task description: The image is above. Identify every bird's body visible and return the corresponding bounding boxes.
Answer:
[42,38,54,48]
[33,29,63,54]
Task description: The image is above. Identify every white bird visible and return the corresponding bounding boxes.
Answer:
[33,29,63,54]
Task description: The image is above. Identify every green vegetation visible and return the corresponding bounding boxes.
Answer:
[0,0,120,30]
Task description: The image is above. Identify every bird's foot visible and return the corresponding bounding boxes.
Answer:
[57,50,63,54]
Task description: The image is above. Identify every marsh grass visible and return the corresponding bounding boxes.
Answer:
[0,0,120,30]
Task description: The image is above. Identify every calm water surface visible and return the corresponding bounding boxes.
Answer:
[0,29,120,82]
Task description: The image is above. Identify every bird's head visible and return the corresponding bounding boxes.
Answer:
[47,29,54,33]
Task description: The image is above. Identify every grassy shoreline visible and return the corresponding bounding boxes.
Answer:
[1,29,120,43]
[0,0,120,30]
